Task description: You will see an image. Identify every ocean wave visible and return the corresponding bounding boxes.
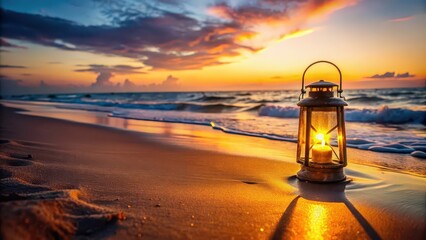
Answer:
[345,106,425,124]
[258,105,300,118]
[249,99,283,104]
[387,91,415,97]
[239,104,264,112]
[347,96,387,103]
[258,105,426,124]
[58,101,262,113]
[192,95,236,102]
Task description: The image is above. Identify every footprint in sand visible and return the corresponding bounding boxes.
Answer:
[8,152,33,160]
[0,139,125,238]
[0,139,35,166]
[1,152,34,166]
[0,177,125,239]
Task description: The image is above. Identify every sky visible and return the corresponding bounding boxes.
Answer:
[0,0,425,94]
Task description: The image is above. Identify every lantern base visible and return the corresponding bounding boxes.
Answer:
[297,165,345,183]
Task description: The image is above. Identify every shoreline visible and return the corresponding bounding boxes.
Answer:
[1,105,425,239]
[2,100,425,177]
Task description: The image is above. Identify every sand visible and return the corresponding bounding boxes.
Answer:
[0,105,425,239]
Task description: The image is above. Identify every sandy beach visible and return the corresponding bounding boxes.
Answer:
[0,104,425,239]
[2,0,425,239]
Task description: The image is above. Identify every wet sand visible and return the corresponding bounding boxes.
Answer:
[0,105,425,239]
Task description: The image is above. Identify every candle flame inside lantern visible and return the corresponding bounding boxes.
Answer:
[315,133,325,146]
[312,132,332,163]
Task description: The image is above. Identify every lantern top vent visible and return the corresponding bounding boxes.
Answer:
[306,80,338,89]
[305,80,339,99]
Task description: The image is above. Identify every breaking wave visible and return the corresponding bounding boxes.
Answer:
[258,105,426,125]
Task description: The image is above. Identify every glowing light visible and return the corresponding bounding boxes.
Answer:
[338,134,343,142]
[210,121,215,128]
[306,203,328,240]
[315,133,326,146]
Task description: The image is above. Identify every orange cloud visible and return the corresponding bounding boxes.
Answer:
[207,0,358,50]
[278,28,316,42]
[296,0,358,20]
[235,31,258,43]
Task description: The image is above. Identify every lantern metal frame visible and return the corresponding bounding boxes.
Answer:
[296,61,348,183]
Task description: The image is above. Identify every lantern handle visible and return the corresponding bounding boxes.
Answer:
[300,60,344,100]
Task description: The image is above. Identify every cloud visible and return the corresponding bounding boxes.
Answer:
[74,63,177,91]
[207,0,356,48]
[0,64,27,69]
[0,1,356,70]
[207,3,288,25]
[159,75,179,87]
[0,76,82,95]
[74,64,144,89]
[0,7,252,70]
[396,72,415,78]
[92,71,114,88]
[294,0,358,20]
[208,0,355,26]
[122,75,180,91]
[389,16,413,23]
[123,78,136,89]
[0,38,26,49]
[366,72,395,79]
[75,64,144,74]
[0,73,180,95]
[366,71,415,79]
[354,78,426,89]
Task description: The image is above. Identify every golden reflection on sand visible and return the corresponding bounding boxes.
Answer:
[306,203,327,240]
[271,178,381,240]
[274,198,369,240]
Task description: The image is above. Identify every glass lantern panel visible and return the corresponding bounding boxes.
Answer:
[297,107,307,163]
[309,107,339,164]
[337,106,347,165]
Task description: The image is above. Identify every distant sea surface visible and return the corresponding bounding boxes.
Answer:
[6,88,426,156]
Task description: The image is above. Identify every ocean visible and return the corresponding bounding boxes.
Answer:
[5,88,426,157]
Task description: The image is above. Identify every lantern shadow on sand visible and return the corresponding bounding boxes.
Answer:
[271,177,381,240]
[296,60,348,183]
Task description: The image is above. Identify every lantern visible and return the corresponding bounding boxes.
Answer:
[296,61,348,183]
